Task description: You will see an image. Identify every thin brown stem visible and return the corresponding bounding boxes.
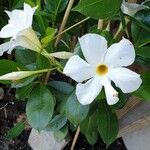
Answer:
[71,126,80,150]
[54,0,75,47]
[44,71,51,84]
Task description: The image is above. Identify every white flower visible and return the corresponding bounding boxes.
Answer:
[0,69,49,81]
[121,0,149,17]
[63,34,142,105]
[0,3,42,55]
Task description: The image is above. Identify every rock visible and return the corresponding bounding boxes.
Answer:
[28,129,67,150]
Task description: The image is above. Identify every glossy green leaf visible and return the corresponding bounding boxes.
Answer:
[36,54,51,70]
[7,122,25,139]
[0,59,25,84]
[44,0,68,13]
[134,72,150,101]
[54,124,68,142]
[11,76,37,88]
[111,88,127,110]
[45,114,67,131]
[65,91,89,125]
[41,27,57,47]
[49,81,74,94]
[15,49,36,66]
[97,101,118,146]
[131,8,150,46]
[26,85,54,131]
[73,0,122,19]
[16,82,35,100]
[80,111,98,145]
[136,47,150,59]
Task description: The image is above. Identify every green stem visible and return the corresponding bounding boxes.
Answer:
[53,17,90,40]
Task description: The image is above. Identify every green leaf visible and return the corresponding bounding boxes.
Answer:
[44,0,68,14]
[111,88,127,110]
[16,82,35,100]
[49,81,74,102]
[96,88,105,100]
[136,47,150,59]
[97,101,118,146]
[11,76,37,88]
[65,91,89,125]
[15,49,36,66]
[7,122,25,139]
[49,81,74,94]
[54,124,68,142]
[26,85,54,131]
[73,0,122,19]
[41,27,57,47]
[36,54,51,70]
[134,72,150,101]
[80,111,98,145]
[0,59,25,84]
[131,9,150,46]
[45,114,67,131]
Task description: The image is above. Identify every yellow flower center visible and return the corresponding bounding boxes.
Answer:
[96,64,108,76]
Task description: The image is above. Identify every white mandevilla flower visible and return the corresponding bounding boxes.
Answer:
[0,3,42,55]
[121,0,149,17]
[63,34,142,105]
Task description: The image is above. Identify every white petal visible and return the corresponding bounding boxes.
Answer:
[15,28,42,52]
[108,67,142,93]
[0,4,36,38]
[76,76,102,105]
[79,33,107,66]
[0,41,14,55]
[5,10,28,33]
[63,55,94,82]
[0,24,16,38]
[121,0,149,17]
[101,77,119,105]
[24,3,37,27]
[104,38,135,67]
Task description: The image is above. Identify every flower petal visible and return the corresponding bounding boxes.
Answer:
[108,67,142,93]
[5,10,28,35]
[79,33,107,66]
[101,77,119,105]
[23,3,37,27]
[0,41,14,55]
[0,24,16,38]
[76,76,102,105]
[121,0,149,17]
[63,55,94,82]
[0,3,36,39]
[104,38,135,67]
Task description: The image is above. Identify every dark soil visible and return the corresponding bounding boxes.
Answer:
[0,87,127,150]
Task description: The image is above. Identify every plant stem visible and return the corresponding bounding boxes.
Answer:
[44,71,51,84]
[114,17,130,39]
[71,126,80,150]
[54,17,90,40]
[54,0,75,47]
[105,20,111,31]
[97,19,104,30]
